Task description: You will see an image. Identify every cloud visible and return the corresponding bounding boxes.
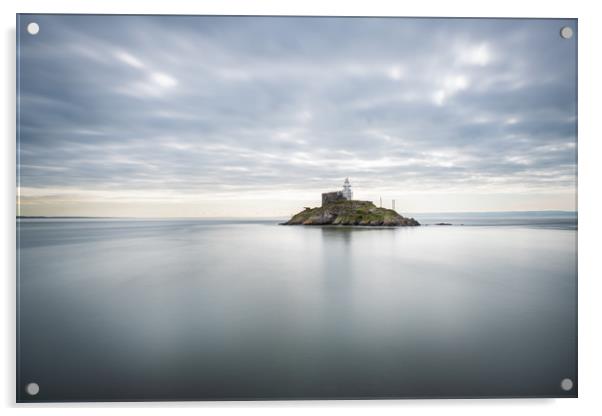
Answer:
[17,16,577,215]
[114,50,145,69]
[150,72,178,88]
[459,43,492,66]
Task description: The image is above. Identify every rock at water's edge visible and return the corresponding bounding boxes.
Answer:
[281,200,420,227]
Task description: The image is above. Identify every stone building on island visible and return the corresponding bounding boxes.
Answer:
[321,177,353,206]
[284,177,420,226]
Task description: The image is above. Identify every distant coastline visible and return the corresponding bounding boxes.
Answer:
[17,216,115,219]
[411,210,577,217]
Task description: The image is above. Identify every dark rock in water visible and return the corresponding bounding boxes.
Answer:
[281,200,420,227]
[435,222,452,226]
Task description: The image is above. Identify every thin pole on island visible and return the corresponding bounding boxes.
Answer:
[380,197,382,208]
[392,199,396,210]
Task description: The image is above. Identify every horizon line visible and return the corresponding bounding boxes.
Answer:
[16,209,578,220]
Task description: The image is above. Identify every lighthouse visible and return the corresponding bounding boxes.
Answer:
[342,177,353,200]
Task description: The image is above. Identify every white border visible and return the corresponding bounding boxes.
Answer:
[3,1,601,415]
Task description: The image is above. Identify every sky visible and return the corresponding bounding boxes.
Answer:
[17,15,577,217]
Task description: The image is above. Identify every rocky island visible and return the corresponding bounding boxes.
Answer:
[281,178,420,227]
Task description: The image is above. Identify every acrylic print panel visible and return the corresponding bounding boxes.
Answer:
[16,15,577,402]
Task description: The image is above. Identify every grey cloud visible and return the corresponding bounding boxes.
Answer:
[17,15,577,200]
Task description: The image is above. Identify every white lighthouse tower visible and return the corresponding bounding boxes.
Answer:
[342,177,353,200]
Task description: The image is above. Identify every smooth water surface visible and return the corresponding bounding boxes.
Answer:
[17,218,577,401]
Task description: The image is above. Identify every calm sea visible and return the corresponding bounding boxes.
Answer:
[17,213,577,401]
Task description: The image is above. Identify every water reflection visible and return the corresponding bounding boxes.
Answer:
[17,220,577,401]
